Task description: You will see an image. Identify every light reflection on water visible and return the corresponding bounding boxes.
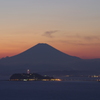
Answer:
[0,81,100,100]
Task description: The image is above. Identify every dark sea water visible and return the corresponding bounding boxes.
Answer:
[0,81,100,100]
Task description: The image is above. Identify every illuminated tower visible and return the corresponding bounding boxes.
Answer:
[27,69,30,74]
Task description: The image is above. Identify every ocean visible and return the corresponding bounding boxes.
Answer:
[0,81,100,100]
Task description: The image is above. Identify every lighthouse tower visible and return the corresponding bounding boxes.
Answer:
[27,69,30,74]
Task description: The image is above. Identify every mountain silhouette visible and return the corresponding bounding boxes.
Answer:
[3,43,80,64]
[0,43,100,79]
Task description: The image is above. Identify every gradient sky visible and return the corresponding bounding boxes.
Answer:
[0,0,100,59]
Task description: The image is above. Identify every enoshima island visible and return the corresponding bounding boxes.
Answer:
[10,69,61,81]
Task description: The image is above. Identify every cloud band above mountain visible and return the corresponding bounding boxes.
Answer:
[43,30,58,38]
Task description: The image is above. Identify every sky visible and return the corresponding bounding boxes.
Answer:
[0,0,100,59]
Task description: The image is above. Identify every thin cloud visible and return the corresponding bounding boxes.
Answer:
[59,40,100,46]
[83,36,100,41]
[66,34,100,41]
[43,30,58,38]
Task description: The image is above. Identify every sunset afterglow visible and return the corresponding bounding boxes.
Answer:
[0,0,100,59]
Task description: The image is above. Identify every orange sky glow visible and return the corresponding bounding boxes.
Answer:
[0,0,100,59]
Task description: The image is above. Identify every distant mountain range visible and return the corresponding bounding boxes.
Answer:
[0,43,100,79]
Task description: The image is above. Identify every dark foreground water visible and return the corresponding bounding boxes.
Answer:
[0,81,100,100]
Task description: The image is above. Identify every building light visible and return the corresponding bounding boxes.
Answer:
[27,69,30,74]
